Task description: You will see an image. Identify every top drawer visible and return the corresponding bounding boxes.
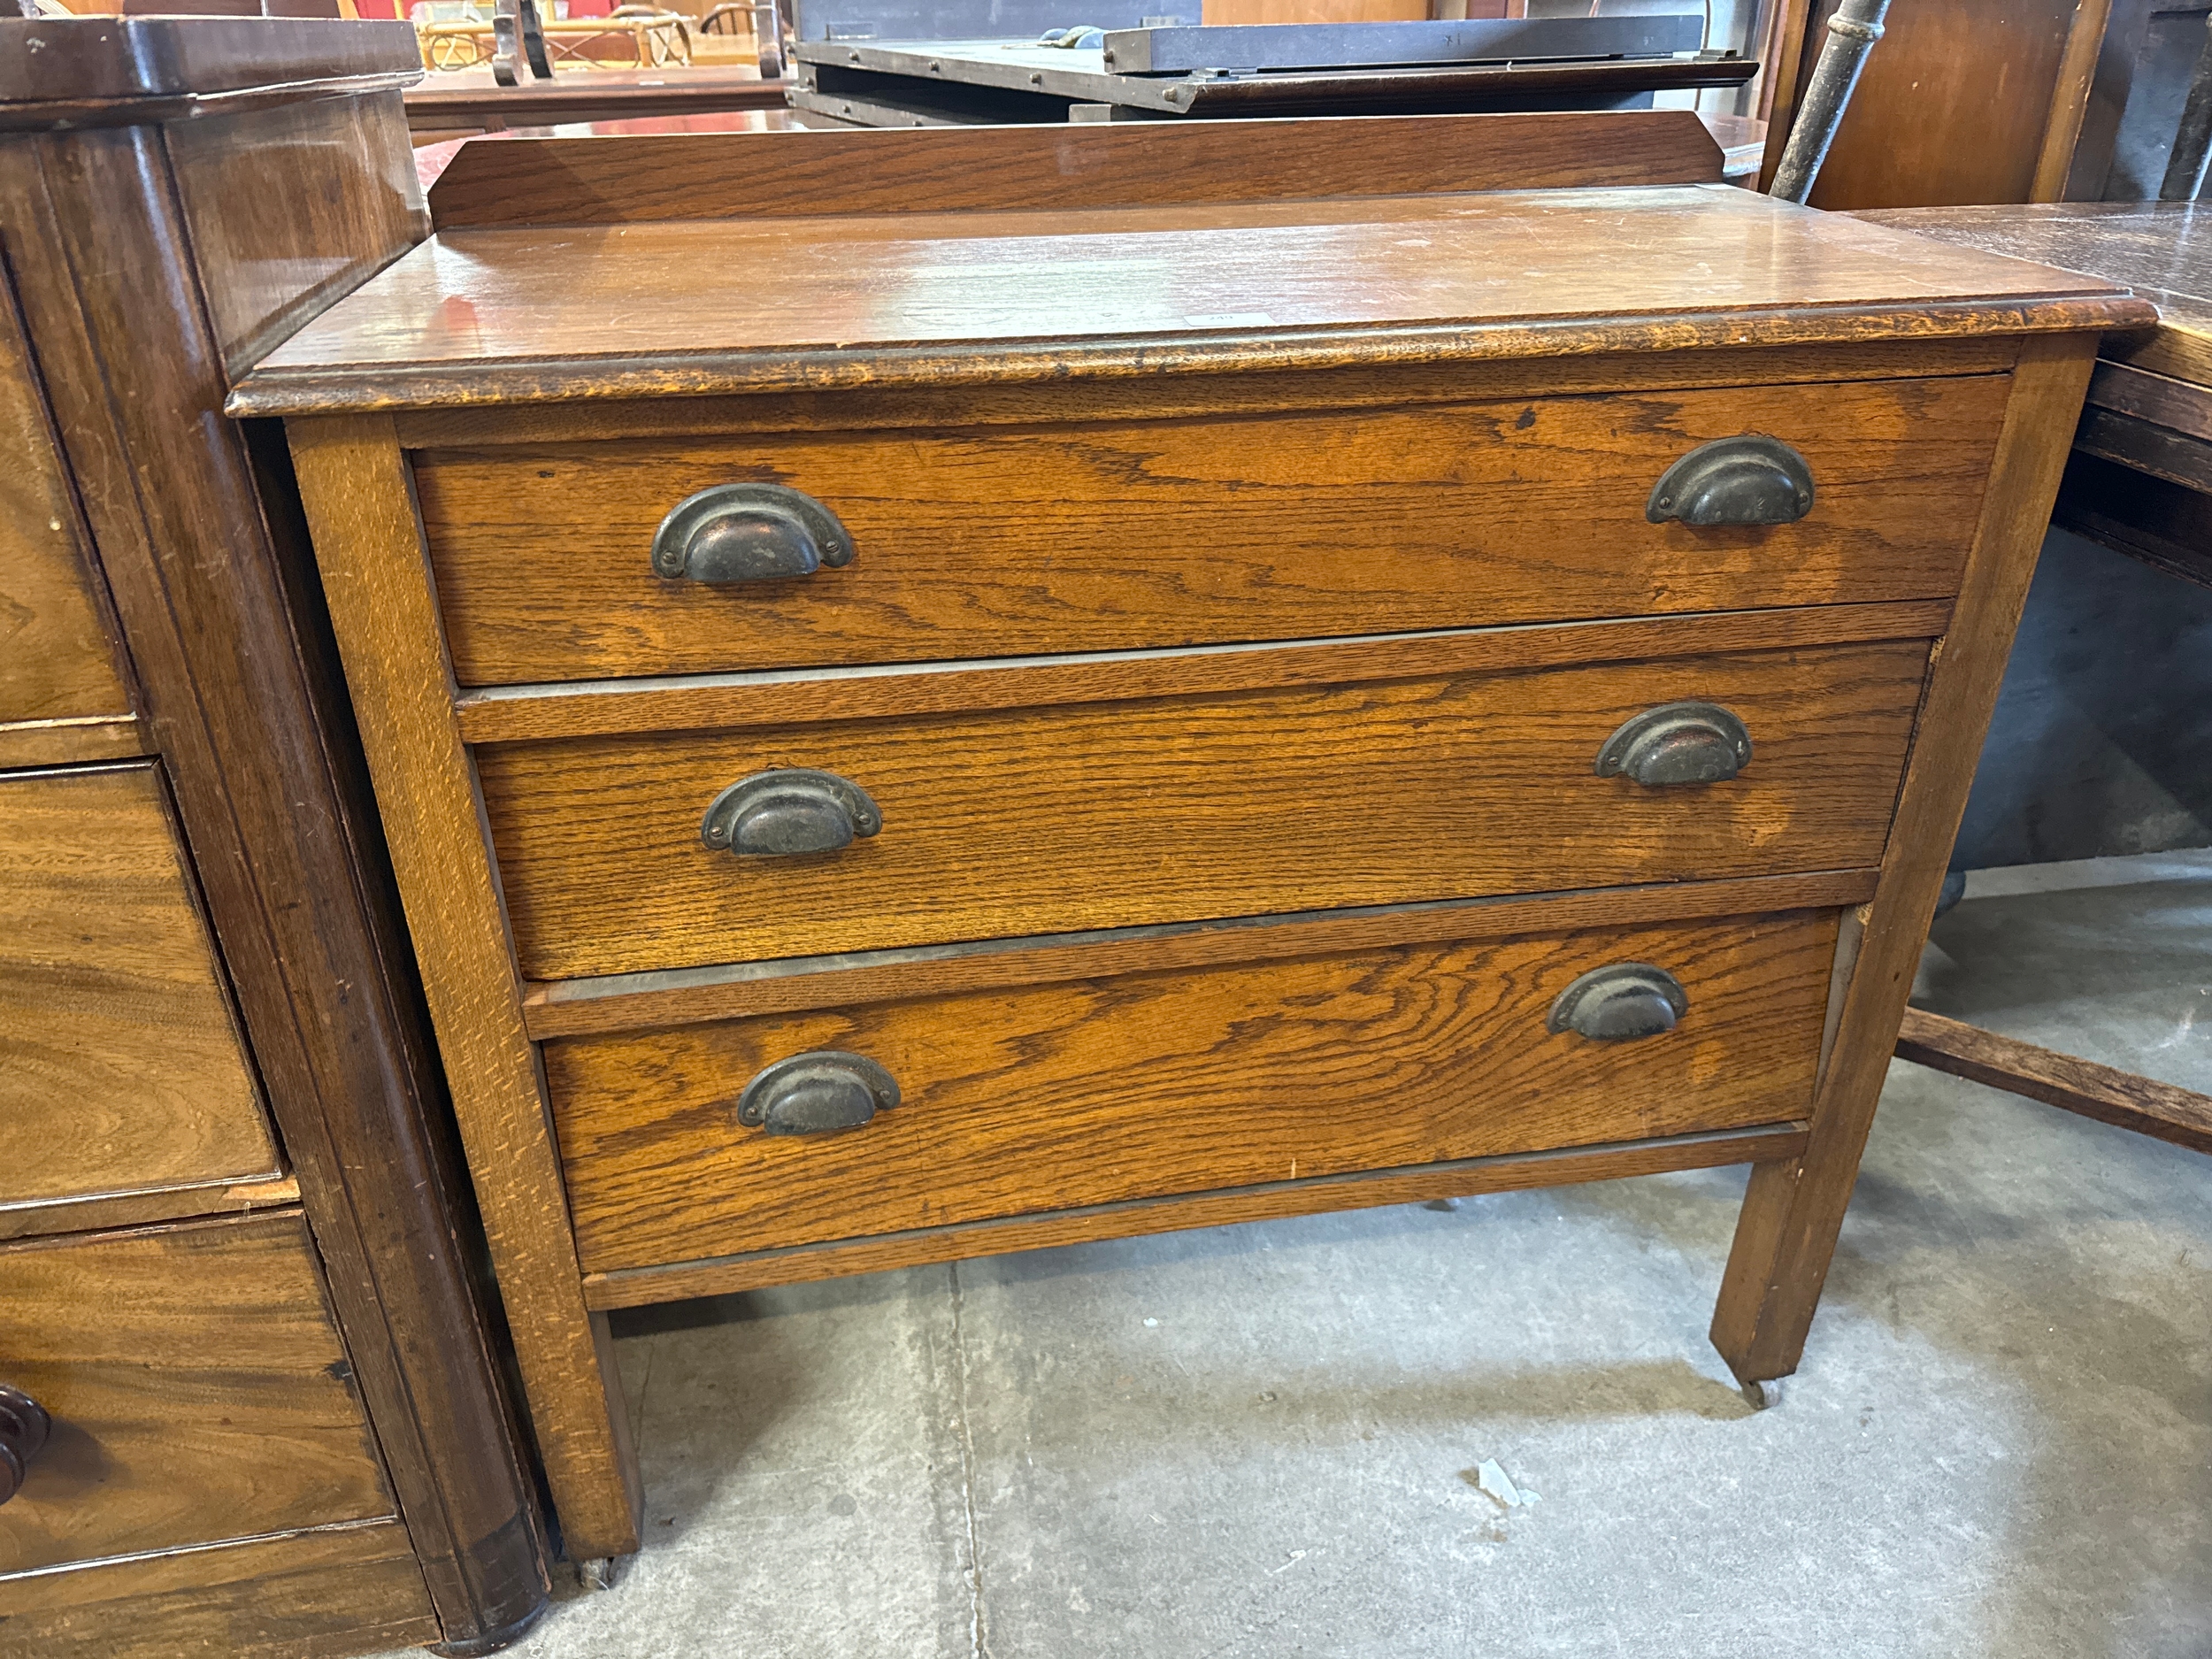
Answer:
[415,374,2010,687]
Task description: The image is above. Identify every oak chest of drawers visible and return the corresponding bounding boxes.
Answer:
[232,114,2148,1563]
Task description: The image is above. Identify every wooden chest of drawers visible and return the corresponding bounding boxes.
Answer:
[233,116,2150,1564]
[0,19,549,1655]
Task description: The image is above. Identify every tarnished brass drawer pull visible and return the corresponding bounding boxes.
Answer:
[0,1383,52,1508]
[700,769,882,857]
[650,483,856,583]
[1647,435,1815,526]
[1548,964,1689,1042]
[736,1052,902,1135]
[1595,702,1753,787]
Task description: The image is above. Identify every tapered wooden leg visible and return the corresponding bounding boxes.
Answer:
[1709,333,2101,1384]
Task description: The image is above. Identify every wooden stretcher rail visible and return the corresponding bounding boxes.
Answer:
[1895,1006,2212,1155]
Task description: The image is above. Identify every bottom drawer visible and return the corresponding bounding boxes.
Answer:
[548,905,1843,1276]
[0,1212,396,1577]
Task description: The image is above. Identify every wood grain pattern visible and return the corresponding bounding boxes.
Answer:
[0,1519,438,1659]
[162,89,427,380]
[0,17,421,107]
[227,187,2150,416]
[2029,0,2114,204]
[0,763,278,1212]
[1710,333,2102,1385]
[479,637,1929,979]
[389,337,2027,451]
[581,1120,1814,1309]
[285,412,641,1561]
[524,870,1880,1038]
[1896,1006,2212,1154]
[418,377,2007,686]
[1,114,551,1634]
[458,601,1955,747]
[0,1212,396,1577]
[1768,0,2086,211]
[549,907,1839,1273]
[420,112,1724,230]
[0,1176,300,1245]
[0,273,132,736]
[0,717,142,772]
[2085,359,2212,442]
[1850,204,2206,386]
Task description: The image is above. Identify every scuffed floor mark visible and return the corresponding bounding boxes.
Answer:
[948,1260,991,1659]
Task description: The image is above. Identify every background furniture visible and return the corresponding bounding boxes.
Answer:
[1754,0,2112,205]
[1849,200,2212,1156]
[419,7,692,69]
[0,18,549,1655]
[229,113,2141,1569]
[787,19,1755,128]
[405,62,787,138]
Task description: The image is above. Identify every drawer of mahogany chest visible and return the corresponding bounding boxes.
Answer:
[0,764,280,1221]
[414,374,2008,686]
[547,906,1839,1275]
[476,635,1928,981]
[0,1212,396,1576]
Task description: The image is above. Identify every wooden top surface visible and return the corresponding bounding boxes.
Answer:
[0,17,421,109]
[1855,203,2212,381]
[234,181,2150,416]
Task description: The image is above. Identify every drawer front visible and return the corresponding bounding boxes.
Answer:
[417,374,2008,686]
[0,764,278,1215]
[0,289,132,731]
[479,637,1928,980]
[0,1212,396,1575]
[548,906,1840,1274]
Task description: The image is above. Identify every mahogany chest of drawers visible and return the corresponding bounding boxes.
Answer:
[232,115,2147,1564]
[0,19,547,1655]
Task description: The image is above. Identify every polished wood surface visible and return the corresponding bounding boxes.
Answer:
[583,1121,1814,1309]
[1711,333,2102,1384]
[418,376,2006,685]
[0,1212,396,1577]
[0,764,278,1222]
[1850,204,2212,576]
[286,413,641,1563]
[526,869,1878,1035]
[420,111,1724,229]
[480,636,1929,979]
[1897,1006,2212,1154]
[391,337,2027,449]
[1856,202,2212,387]
[231,185,2152,415]
[0,283,134,760]
[550,907,1839,1273]
[0,16,420,112]
[164,90,429,378]
[0,1521,438,1659]
[0,52,549,1644]
[460,599,1953,747]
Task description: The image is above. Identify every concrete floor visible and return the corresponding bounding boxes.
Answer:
[430,852,2212,1658]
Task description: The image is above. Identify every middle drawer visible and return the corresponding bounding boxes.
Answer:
[475,631,1930,980]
